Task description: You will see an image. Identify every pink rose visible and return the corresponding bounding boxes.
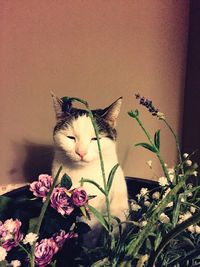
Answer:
[34,238,59,267]
[30,174,53,202]
[50,187,74,216]
[71,187,88,207]
[0,219,23,251]
[54,230,78,248]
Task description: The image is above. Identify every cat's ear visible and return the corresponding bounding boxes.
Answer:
[102,97,122,127]
[51,92,64,121]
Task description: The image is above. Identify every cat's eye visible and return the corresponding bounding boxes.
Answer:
[91,137,101,141]
[67,136,76,140]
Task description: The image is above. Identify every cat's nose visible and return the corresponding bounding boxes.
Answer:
[76,150,87,160]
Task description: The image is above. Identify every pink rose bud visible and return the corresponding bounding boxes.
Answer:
[30,174,53,202]
[50,187,74,216]
[72,187,88,207]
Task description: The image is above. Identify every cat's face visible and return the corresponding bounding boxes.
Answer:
[52,94,122,164]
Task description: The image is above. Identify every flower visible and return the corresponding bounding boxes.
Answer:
[159,213,170,224]
[139,220,148,228]
[144,201,151,207]
[34,238,59,267]
[30,174,53,202]
[179,212,192,224]
[190,206,196,214]
[185,159,192,166]
[50,187,74,216]
[140,188,149,196]
[157,112,165,120]
[193,171,198,176]
[54,230,78,248]
[187,225,195,233]
[152,191,160,200]
[195,225,200,234]
[0,246,7,261]
[158,176,169,187]
[135,94,159,116]
[10,260,21,267]
[71,187,88,207]
[130,201,141,212]
[167,168,175,182]
[183,153,189,158]
[0,219,23,251]
[23,232,38,245]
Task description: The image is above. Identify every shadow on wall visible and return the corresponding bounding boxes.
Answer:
[23,142,54,182]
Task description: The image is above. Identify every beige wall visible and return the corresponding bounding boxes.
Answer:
[0,1,189,184]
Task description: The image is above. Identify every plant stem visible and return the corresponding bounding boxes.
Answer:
[163,118,184,176]
[134,115,170,182]
[71,98,112,232]
[30,166,62,267]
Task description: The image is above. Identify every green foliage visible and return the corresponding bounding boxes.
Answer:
[60,173,72,190]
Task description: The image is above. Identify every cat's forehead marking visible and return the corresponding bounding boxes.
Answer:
[71,115,95,137]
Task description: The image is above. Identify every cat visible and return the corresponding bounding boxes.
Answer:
[51,93,129,245]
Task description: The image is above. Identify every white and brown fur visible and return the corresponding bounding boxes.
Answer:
[51,93,128,245]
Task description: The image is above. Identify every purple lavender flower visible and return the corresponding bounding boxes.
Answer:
[135,93,159,116]
[0,219,23,251]
[50,187,74,216]
[34,238,59,267]
[54,230,78,248]
[71,187,88,207]
[30,174,53,202]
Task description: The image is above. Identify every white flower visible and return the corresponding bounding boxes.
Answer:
[139,220,148,228]
[157,112,165,120]
[193,171,198,177]
[0,246,7,261]
[146,160,152,168]
[187,225,195,233]
[185,159,192,166]
[181,197,185,202]
[144,201,151,207]
[163,188,171,198]
[140,188,149,196]
[195,225,200,234]
[152,191,160,200]
[167,168,175,182]
[158,176,169,187]
[183,153,189,158]
[166,201,173,208]
[23,232,38,245]
[159,213,170,224]
[10,260,21,267]
[130,201,141,212]
[179,211,192,223]
[190,206,196,214]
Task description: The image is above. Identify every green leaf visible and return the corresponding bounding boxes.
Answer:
[172,196,181,227]
[60,173,72,190]
[87,204,109,231]
[80,178,106,195]
[128,109,139,118]
[80,206,87,217]
[107,164,119,193]
[154,130,160,151]
[135,142,157,153]
[154,231,162,251]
